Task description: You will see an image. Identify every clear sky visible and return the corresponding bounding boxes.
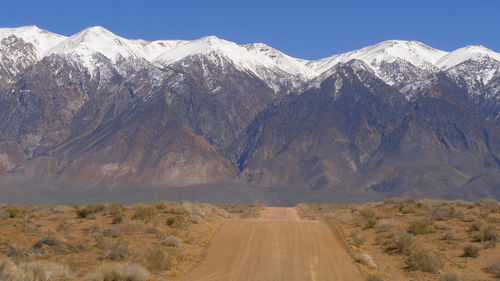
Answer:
[3,0,499,60]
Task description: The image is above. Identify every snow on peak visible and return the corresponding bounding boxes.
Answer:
[2,25,500,89]
[243,43,313,76]
[309,40,448,75]
[47,26,139,61]
[0,25,66,57]
[153,35,275,72]
[127,39,188,61]
[154,35,244,64]
[436,45,500,70]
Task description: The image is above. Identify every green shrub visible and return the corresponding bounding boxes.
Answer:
[406,250,442,273]
[166,217,176,226]
[5,208,22,218]
[76,208,89,218]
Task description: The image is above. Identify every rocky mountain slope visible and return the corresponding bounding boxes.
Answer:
[0,25,499,203]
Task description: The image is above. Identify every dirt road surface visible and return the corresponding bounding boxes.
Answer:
[176,207,362,281]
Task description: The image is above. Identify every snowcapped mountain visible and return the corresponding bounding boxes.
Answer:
[0,26,66,79]
[2,25,500,92]
[308,40,448,86]
[1,25,500,203]
[45,26,146,74]
[310,40,446,72]
[153,36,314,92]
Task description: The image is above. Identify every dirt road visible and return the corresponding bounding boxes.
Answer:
[176,207,362,281]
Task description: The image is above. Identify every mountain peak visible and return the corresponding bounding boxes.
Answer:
[307,39,447,79]
[436,44,500,70]
[0,25,66,56]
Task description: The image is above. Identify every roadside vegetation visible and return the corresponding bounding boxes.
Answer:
[297,198,500,281]
[0,201,235,280]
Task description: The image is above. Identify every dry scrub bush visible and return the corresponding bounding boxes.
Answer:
[350,229,366,246]
[377,219,395,233]
[85,263,149,281]
[172,203,191,215]
[398,199,422,214]
[471,223,498,243]
[132,204,156,221]
[462,245,480,258]
[476,199,500,214]
[484,259,500,277]
[0,258,72,281]
[118,221,144,235]
[439,272,466,281]
[33,234,63,252]
[137,247,175,272]
[164,235,180,247]
[97,239,129,261]
[386,231,415,254]
[76,205,106,219]
[0,210,9,219]
[190,215,202,224]
[407,220,434,235]
[442,232,455,241]
[333,209,354,224]
[432,206,456,221]
[366,275,385,281]
[359,209,378,229]
[406,250,442,273]
[112,213,123,224]
[105,203,125,216]
[484,240,496,249]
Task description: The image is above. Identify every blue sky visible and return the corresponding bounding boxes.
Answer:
[3,0,499,59]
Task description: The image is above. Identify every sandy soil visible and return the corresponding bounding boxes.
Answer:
[175,207,362,281]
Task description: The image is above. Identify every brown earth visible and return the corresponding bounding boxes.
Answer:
[175,207,362,281]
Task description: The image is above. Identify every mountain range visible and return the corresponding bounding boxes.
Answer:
[0,25,499,204]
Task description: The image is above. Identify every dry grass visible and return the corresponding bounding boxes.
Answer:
[85,262,148,281]
[439,272,466,281]
[0,257,72,280]
[0,201,232,280]
[406,250,442,273]
[297,198,500,280]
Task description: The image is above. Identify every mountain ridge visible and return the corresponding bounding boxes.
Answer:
[0,25,499,204]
